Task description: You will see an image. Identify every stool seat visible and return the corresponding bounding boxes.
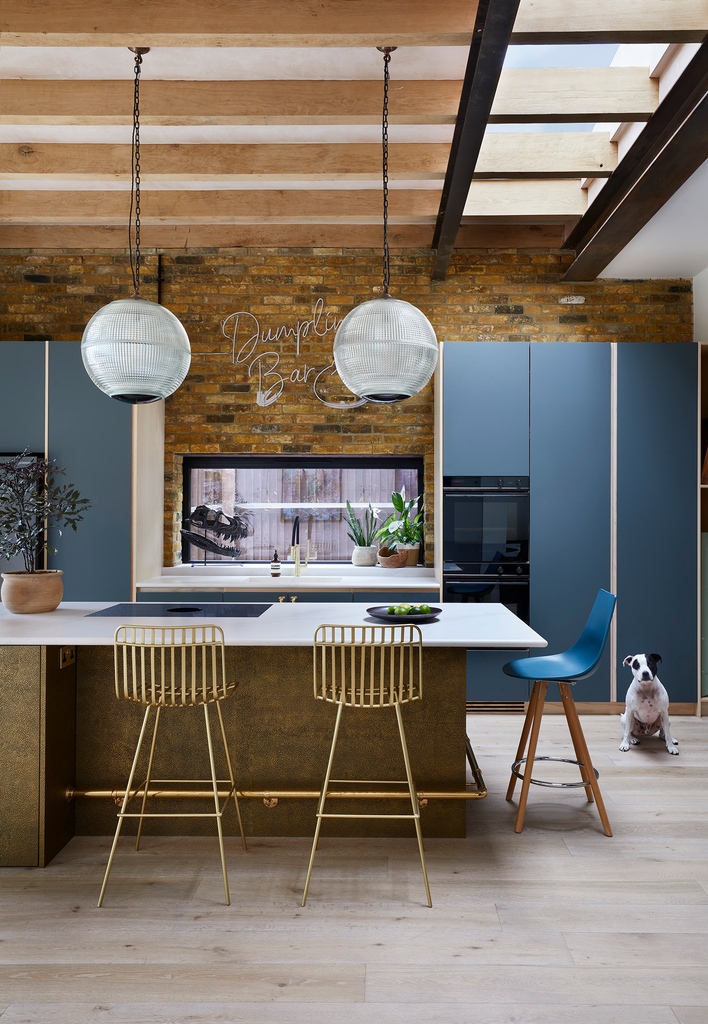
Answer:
[504,589,616,837]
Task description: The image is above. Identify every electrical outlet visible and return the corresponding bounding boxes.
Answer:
[59,646,75,670]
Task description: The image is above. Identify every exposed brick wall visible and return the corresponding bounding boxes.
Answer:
[0,246,693,566]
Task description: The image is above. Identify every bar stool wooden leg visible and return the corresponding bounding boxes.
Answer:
[98,704,153,908]
[215,700,247,852]
[302,702,343,907]
[506,680,542,802]
[514,680,548,833]
[558,684,594,803]
[204,704,230,905]
[395,701,432,908]
[135,705,161,851]
[558,683,612,837]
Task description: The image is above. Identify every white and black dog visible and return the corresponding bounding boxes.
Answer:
[620,654,679,754]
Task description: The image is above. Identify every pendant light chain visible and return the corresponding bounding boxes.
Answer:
[128,49,144,296]
[381,48,392,296]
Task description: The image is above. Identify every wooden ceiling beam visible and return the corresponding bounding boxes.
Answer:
[512,0,708,44]
[0,134,615,181]
[0,223,566,250]
[491,67,657,122]
[0,0,477,47]
[431,0,521,280]
[1,0,702,46]
[0,80,462,127]
[1,68,656,126]
[564,44,708,280]
[0,181,585,224]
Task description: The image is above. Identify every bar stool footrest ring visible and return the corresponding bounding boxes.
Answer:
[511,755,599,789]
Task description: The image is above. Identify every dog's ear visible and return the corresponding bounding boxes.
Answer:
[650,653,662,664]
[623,656,633,667]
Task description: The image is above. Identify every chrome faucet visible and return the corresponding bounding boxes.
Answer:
[290,515,301,576]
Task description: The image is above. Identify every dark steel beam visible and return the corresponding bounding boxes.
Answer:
[431,0,521,281]
[564,45,708,255]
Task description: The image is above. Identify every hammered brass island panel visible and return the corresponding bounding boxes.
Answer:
[75,645,467,838]
[0,646,42,866]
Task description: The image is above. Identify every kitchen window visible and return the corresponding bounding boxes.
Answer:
[182,455,423,564]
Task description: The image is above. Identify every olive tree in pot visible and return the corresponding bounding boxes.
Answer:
[0,451,92,613]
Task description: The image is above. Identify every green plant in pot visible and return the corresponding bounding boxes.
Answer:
[0,450,92,613]
[374,489,423,567]
[343,501,380,567]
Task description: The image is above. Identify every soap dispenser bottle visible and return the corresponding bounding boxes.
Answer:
[270,550,281,577]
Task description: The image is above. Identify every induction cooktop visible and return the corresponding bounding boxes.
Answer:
[87,603,270,618]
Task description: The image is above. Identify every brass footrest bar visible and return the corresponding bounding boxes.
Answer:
[70,787,484,802]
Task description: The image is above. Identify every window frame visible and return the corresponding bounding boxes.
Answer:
[181,453,425,565]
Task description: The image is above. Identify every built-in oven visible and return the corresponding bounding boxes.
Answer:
[442,475,530,623]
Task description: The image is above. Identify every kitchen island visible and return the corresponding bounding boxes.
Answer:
[0,601,545,866]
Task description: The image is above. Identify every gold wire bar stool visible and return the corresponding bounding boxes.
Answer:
[97,624,247,908]
[302,623,432,908]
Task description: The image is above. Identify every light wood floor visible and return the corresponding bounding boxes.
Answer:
[1,713,708,1023]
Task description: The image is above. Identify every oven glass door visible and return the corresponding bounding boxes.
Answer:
[443,493,529,565]
[442,578,529,623]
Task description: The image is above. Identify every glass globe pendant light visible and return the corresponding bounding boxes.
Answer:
[333,47,438,404]
[81,48,191,404]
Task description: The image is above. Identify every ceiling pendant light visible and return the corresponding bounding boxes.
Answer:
[333,47,438,404]
[81,48,190,403]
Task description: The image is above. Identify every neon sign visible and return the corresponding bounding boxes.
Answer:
[220,298,367,409]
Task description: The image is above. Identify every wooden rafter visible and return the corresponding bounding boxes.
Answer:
[0,181,585,224]
[0,0,703,46]
[0,223,566,250]
[564,44,708,280]
[0,135,615,181]
[431,0,521,280]
[1,68,656,127]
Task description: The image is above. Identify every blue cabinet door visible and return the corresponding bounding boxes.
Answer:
[530,342,612,701]
[443,342,530,476]
[47,343,132,601]
[617,343,697,703]
[0,341,45,455]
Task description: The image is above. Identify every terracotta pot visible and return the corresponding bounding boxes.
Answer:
[376,546,408,569]
[351,545,378,567]
[399,543,420,566]
[1,570,64,614]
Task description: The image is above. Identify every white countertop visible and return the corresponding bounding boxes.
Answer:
[0,602,547,650]
[136,565,439,593]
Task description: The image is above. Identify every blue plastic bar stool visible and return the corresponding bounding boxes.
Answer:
[503,589,616,837]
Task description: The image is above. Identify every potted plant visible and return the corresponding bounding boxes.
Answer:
[0,450,92,613]
[374,489,424,567]
[343,501,380,566]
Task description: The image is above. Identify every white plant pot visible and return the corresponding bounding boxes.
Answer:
[351,545,378,567]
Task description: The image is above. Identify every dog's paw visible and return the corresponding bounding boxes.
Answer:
[630,737,640,745]
[619,741,631,751]
[666,743,679,755]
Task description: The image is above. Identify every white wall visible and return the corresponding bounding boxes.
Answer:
[694,266,708,343]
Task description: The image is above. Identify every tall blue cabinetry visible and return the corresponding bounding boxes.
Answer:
[443,343,530,701]
[617,343,697,703]
[529,343,612,701]
[443,340,697,704]
[0,341,132,601]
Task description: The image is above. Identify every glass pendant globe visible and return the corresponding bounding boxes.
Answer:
[333,295,438,403]
[81,296,191,404]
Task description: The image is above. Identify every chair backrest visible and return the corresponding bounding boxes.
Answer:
[563,589,617,679]
[313,623,423,708]
[114,624,229,707]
